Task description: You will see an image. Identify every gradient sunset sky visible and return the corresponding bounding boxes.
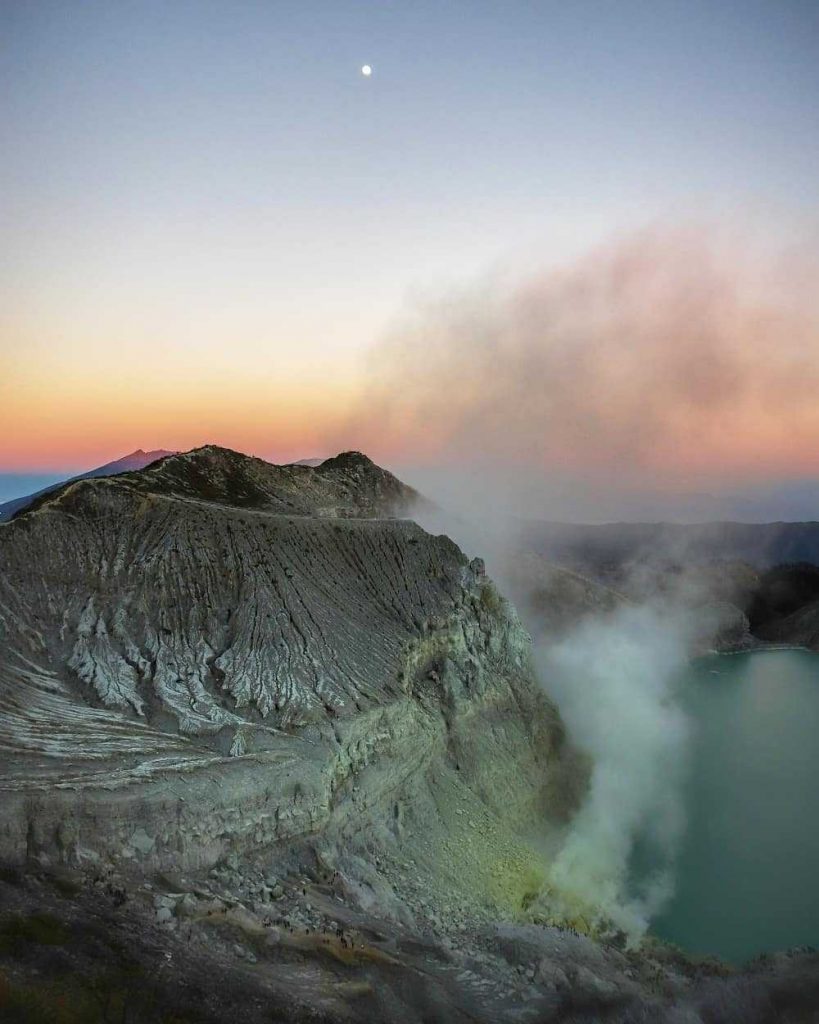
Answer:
[2,1,818,499]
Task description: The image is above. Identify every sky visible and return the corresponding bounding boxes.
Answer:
[1,1,818,516]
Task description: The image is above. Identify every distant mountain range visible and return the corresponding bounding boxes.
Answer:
[0,448,175,521]
[522,518,819,576]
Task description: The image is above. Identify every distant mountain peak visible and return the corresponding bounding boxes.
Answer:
[0,448,176,521]
[321,451,375,469]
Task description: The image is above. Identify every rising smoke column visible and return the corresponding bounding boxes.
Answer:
[338,222,819,936]
[537,603,692,941]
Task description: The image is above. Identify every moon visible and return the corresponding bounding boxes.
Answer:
[361,65,372,77]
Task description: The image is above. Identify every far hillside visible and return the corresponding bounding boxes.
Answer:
[523,520,819,578]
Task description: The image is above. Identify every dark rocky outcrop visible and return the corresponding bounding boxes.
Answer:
[745,563,819,648]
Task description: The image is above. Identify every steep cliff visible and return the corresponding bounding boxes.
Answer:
[0,447,563,910]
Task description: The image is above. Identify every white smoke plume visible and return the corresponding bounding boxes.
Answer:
[536,602,693,941]
[411,488,698,941]
[340,223,818,938]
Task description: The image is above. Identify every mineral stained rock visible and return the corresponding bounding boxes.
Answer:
[0,446,562,888]
[2,446,817,1023]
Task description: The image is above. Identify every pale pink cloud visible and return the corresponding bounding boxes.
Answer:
[344,225,819,485]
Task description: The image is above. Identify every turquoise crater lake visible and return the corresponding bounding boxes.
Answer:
[649,650,819,964]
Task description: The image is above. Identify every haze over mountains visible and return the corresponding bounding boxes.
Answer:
[7,445,819,527]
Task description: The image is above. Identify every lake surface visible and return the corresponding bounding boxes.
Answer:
[650,650,819,963]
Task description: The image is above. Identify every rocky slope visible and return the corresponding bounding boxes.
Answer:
[95,444,427,519]
[1,447,817,1022]
[0,446,557,857]
[0,448,175,522]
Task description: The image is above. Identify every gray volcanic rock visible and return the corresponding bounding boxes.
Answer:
[0,447,175,521]
[0,447,562,893]
[110,444,426,519]
[2,447,817,1022]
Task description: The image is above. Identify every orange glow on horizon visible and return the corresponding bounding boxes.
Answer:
[4,352,819,482]
[0,370,360,472]
[4,227,818,490]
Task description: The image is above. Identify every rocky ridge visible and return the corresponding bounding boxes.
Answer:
[0,448,175,522]
[0,446,564,916]
[1,447,817,1023]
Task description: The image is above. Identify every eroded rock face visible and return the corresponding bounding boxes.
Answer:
[2,448,818,1022]
[0,447,564,889]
